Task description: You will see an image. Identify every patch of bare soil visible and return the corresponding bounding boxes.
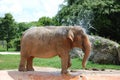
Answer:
[0,67,120,80]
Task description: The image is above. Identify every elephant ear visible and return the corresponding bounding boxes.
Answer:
[68,29,74,42]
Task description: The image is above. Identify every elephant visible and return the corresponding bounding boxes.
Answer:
[18,26,91,74]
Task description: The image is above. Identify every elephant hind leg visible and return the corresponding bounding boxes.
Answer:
[19,56,27,71]
[26,56,34,71]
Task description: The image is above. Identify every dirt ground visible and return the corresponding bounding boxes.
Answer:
[0,67,120,80]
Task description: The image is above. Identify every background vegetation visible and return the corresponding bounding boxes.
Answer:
[0,0,120,51]
[56,0,120,42]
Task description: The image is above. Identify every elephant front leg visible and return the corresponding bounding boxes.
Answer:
[67,55,71,68]
[61,54,69,74]
[26,56,34,71]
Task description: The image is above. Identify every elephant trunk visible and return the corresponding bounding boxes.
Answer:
[82,35,91,69]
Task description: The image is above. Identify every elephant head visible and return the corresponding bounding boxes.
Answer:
[68,27,91,68]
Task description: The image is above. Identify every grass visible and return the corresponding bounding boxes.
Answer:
[0,54,120,70]
[0,46,15,52]
[0,54,20,70]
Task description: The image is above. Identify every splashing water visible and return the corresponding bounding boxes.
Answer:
[78,10,95,33]
[64,10,97,33]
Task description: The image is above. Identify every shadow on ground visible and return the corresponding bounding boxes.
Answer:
[8,70,81,80]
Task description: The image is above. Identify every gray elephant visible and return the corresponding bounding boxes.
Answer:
[18,26,91,74]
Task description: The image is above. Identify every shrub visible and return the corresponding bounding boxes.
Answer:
[14,38,20,51]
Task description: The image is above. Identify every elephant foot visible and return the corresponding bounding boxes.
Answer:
[18,66,26,72]
[68,63,71,68]
[61,70,69,74]
[27,68,34,71]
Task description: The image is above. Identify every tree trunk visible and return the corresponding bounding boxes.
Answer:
[6,40,9,51]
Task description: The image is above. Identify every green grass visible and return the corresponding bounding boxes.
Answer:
[0,54,120,70]
[0,46,15,52]
[0,54,20,70]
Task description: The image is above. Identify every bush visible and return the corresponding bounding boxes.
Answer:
[14,38,20,51]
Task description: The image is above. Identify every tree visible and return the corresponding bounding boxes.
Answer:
[0,13,16,51]
[16,22,30,38]
[0,17,4,40]
[37,17,55,26]
[27,21,37,27]
[14,22,31,51]
[89,0,120,42]
[56,0,120,43]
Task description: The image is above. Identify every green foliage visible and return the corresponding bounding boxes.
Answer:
[13,38,20,51]
[56,0,120,43]
[0,12,61,51]
[52,17,61,26]
[90,12,120,42]
[37,16,60,26]
[0,13,33,51]
[13,22,33,51]
[0,13,16,51]
[26,21,38,27]
[15,22,30,38]
[94,40,101,47]
[37,17,54,26]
